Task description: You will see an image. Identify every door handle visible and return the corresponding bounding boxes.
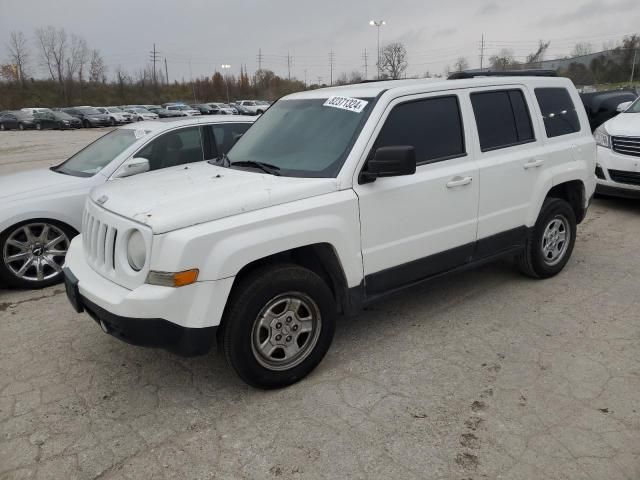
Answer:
[524,158,544,169]
[446,176,473,188]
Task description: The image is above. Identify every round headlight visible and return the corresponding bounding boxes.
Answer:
[126,230,146,271]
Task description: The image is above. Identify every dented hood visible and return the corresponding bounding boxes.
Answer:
[89,162,338,233]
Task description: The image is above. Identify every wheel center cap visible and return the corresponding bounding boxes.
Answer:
[282,325,291,335]
[32,245,44,256]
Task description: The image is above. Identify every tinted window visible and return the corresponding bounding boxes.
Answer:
[374,96,465,164]
[212,123,252,155]
[471,90,534,151]
[136,127,203,170]
[535,88,581,137]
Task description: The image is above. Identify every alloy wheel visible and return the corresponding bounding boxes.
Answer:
[251,292,322,371]
[3,223,70,283]
[541,214,570,266]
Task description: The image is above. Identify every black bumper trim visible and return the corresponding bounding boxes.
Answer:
[596,184,640,199]
[64,269,216,357]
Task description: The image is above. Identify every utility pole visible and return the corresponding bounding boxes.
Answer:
[304,68,308,87]
[257,48,263,71]
[479,34,485,70]
[363,49,369,80]
[287,51,292,81]
[329,50,335,86]
[149,43,160,86]
[164,57,169,85]
[369,20,385,79]
[189,60,196,102]
[630,48,638,86]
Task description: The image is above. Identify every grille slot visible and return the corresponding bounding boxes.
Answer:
[82,209,118,273]
[609,169,640,186]
[612,136,640,158]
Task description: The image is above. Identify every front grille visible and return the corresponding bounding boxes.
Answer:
[609,169,640,186]
[612,136,640,157]
[82,209,118,272]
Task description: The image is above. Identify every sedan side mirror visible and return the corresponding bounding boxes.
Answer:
[360,146,416,184]
[113,157,150,179]
[616,101,633,113]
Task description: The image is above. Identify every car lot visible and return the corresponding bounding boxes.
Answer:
[1,130,639,479]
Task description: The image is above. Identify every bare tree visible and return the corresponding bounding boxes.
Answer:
[348,70,363,83]
[89,49,106,83]
[6,31,29,86]
[453,57,469,72]
[65,34,89,83]
[489,49,515,70]
[380,42,408,79]
[571,42,593,57]
[35,26,67,84]
[525,40,550,67]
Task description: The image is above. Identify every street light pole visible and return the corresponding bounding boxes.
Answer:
[221,64,231,104]
[369,20,386,79]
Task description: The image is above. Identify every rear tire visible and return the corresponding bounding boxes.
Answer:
[516,198,576,279]
[36,123,42,130]
[222,264,336,389]
[0,123,5,131]
[83,120,91,128]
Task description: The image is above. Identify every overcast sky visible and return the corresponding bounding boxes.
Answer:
[1,0,638,83]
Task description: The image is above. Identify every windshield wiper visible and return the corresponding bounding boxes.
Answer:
[229,160,281,176]
[208,152,231,167]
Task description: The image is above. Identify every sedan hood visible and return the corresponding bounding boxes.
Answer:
[0,168,88,202]
[605,113,640,137]
[90,162,339,233]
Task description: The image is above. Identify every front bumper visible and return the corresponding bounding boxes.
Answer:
[596,145,640,198]
[63,237,235,356]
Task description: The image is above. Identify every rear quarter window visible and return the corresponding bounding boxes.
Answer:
[535,88,581,137]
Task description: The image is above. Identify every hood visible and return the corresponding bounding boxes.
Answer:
[90,162,339,233]
[605,113,640,137]
[0,168,89,203]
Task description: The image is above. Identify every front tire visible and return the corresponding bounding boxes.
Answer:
[110,117,116,127]
[83,120,91,128]
[222,264,336,389]
[516,198,576,279]
[18,123,24,131]
[0,220,75,289]
[36,122,42,130]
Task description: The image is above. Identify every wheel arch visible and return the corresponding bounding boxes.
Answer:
[545,180,587,224]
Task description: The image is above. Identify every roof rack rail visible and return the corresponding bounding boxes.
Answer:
[448,69,558,80]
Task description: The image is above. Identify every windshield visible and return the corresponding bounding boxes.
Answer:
[78,107,101,115]
[177,105,191,111]
[134,108,150,113]
[53,112,74,120]
[108,107,123,113]
[54,129,139,177]
[626,97,640,113]
[227,97,374,178]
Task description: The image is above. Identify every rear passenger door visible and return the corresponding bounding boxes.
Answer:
[467,87,545,252]
[355,92,479,295]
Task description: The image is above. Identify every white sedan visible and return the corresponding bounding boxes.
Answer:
[0,116,255,289]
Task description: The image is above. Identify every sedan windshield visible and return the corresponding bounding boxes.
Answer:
[227,97,375,178]
[53,112,74,120]
[108,107,123,113]
[54,129,139,177]
[78,107,101,115]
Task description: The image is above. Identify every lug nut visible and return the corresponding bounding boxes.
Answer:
[292,325,299,331]
[286,316,292,323]
[286,336,292,342]
[276,323,282,329]
[275,334,282,341]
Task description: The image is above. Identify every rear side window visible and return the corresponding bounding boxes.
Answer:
[471,90,534,152]
[374,95,465,164]
[535,88,581,137]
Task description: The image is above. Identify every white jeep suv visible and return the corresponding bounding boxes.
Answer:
[594,97,640,198]
[63,75,596,388]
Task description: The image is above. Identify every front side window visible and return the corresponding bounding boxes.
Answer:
[627,97,640,113]
[471,89,534,151]
[535,88,581,137]
[228,97,375,177]
[211,123,252,155]
[374,96,466,164]
[54,129,139,177]
[136,127,204,170]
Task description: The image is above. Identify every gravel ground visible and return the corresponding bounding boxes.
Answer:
[0,130,639,480]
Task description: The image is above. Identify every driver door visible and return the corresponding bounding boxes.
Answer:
[354,92,479,295]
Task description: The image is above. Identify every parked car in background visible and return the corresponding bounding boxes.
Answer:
[207,102,236,115]
[33,111,82,130]
[62,107,111,128]
[21,107,52,115]
[191,104,216,115]
[166,104,201,116]
[236,100,269,115]
[62,75,595,388]
[0,111,36,130]
[124,107,159,122]
[594,96,640,198]
[147,106,184,118]
[580,89,638,131]
[229,102,252,115]
[95,107,133,126]
[0,116,255,289]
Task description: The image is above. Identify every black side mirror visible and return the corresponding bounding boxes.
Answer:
[360,146,416,184]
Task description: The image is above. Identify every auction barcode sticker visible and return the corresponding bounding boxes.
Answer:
[323,96,368,113]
